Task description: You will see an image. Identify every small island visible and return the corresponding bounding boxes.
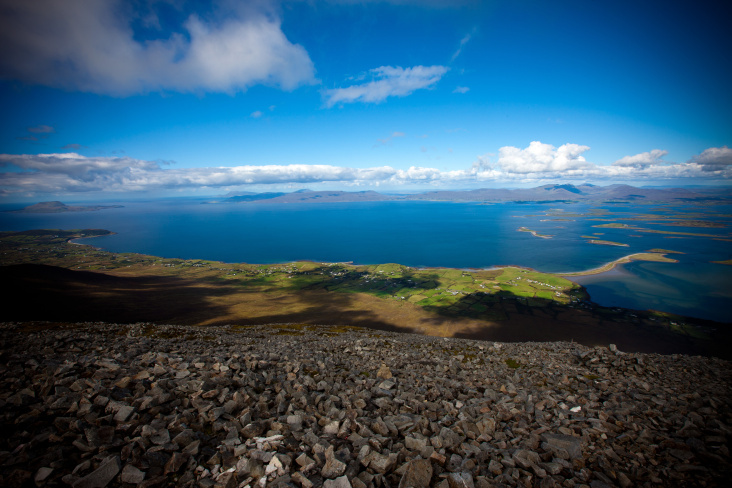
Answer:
[518,226,553,239]
[10,201,123,213]
[587,239,629,247]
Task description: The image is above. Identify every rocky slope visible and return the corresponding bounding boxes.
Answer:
[1,322,730,488]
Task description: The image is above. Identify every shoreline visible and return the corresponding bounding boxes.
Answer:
[68,231,117,246]
[66,231,674,278]
[558,252,678,277]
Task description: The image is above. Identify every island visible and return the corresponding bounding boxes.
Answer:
[517,227,553,239]
[10,201,123,213]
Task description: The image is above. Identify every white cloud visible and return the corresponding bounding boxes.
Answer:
[613,149,668,168]
[496,141,592,175]
[1,144,730,196]
[251,111,263,118]
[688,146,732,171]
[0,153,398,194]
[0,0,315,95]
[323,65,449,107]
[453,86,469,94]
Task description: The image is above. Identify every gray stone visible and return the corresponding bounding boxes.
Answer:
[113,405,134,423]
[324,476,352,488]
[542,434,582,460]
[323,420,340,435]
[35,467,54,484]
[214,470,237,488]
[72,456,121,488]
[438,427,463,450]
[149,428,170,445]
[292,472,313,488]
[120,464,145,484]
[447,472,475,488]
[367,451,397,474]
[405,436,428,451]
[398,459,433,488]
[321,446,346,479]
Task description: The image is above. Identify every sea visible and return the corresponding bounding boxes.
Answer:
[1,199,731,322]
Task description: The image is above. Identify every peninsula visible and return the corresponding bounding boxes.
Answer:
[0,229,727,359]
[559,252,679,276]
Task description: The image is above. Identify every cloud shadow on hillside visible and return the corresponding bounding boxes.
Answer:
[1,263,415,335]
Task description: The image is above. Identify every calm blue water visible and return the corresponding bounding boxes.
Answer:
[1,199,730,322]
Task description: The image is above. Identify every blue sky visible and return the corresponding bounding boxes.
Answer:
[1,0,730,200]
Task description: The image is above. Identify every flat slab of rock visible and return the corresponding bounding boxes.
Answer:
[399,459,433,488]
[72,456,121,488]
[541,433,583,459]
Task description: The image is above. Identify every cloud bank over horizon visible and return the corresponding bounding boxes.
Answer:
[1,143,730,197]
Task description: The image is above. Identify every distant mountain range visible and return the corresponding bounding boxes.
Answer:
[209,184,731,205]
[10,201,124,213]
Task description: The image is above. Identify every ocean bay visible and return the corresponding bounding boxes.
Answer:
[2,199,730,322]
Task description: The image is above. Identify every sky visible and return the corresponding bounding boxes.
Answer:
[1,0,731,201]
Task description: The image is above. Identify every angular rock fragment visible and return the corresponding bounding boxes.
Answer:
[72,456,121,488]
[321,446,346,479]
[398,459,433,488]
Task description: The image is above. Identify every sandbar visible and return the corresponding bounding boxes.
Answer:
[558,252,678,277]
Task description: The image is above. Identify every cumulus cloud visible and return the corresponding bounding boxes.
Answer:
[0,0,315,95]
[688,146,732,171]
[613,149,668,168]
[453,86,469,94]
[251,111,263,118]
[323,65,449,107]
[496,141,592,175]
[2,144,730,196]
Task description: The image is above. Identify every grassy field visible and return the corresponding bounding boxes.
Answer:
[1,229,729,357]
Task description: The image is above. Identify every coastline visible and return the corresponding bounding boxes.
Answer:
[67,232,672,278]
[68,231,117,246]
[558,252,678,277]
